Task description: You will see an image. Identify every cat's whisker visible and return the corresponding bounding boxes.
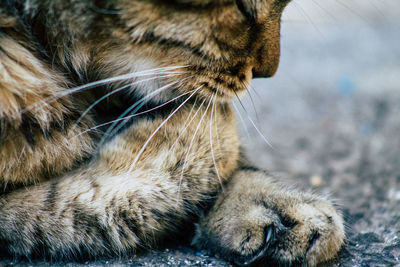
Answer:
[177,94,213,199]
[96,76,190,146]
[22,66,188,113]
[127,86,202,173]
[365,0,386,18]
[232,102,251,141]
[98,75,195,148]
[24,70,186,121]
[249,83,263,100]
[213,94,222,151]
[168,69,211,150]
[246,113,274,150]
[242,81,261,126]
[209,92,223,192]
[71,73,181,130]
[291,1,325,38]
[170,97,204,150]
[235,93,274,150]
[310,0,338,23]
[232,90,252,140]
[69,90,194,140]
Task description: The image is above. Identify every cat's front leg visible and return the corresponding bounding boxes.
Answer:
[0,102,240,259]
[193,166,345,266]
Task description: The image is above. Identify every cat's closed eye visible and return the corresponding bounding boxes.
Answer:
[235,0,255,21]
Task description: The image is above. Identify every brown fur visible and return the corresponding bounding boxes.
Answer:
[0,0,344,265]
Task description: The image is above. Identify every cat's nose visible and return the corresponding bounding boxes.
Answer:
[252,65,277,78]
[251,42,280,78]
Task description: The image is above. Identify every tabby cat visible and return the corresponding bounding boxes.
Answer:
[0,0,345,265]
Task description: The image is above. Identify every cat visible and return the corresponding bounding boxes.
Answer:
[0,0,345,265]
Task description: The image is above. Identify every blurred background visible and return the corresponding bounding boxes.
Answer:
[242,0,400,172]
[237,0,400,265]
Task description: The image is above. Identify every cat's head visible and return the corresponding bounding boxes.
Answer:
[85,0,291,102]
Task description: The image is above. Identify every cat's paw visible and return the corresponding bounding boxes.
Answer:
[193,170,345,266]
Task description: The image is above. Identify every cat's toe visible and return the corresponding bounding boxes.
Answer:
[256,201,344,266]
[193,181,345,266]
[233,225,275,266]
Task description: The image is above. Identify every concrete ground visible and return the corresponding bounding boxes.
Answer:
[240,1,400,265]
[1,1,399,266]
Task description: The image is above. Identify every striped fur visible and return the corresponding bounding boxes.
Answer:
[0,0,344,265]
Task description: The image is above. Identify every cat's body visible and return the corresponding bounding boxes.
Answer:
[0,0,345,265]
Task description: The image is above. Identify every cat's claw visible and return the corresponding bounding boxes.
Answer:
[236,225,275,266]
[194,171,345,266]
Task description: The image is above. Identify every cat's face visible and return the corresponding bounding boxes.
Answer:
[101,0,290,101]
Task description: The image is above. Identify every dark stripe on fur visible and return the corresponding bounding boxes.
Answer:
[46,180,59,215]
[238,165,261,172]
[120,210,141,238]
[139,31,205,58]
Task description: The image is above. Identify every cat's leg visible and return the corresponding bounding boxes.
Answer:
[0,103,240,259]
[193,165,345,266]
[0,162,211,258]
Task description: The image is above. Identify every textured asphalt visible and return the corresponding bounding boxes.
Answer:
[1,1,399,266]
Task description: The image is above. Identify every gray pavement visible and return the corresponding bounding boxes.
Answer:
[1,1,399,266]
[242,1,400,266]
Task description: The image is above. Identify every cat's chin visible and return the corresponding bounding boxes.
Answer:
[176,66,252,102]
[194,85,248,103]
